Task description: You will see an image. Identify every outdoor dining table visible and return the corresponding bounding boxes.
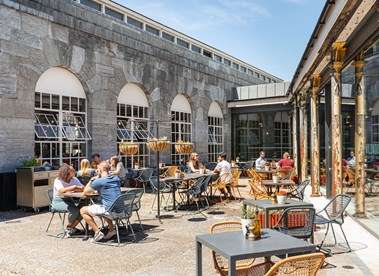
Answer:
[255,168,280,180]
[261,179,294,194]
[196,228,316,276]
[243,199,313,228]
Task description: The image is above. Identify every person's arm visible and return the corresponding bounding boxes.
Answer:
[83,175,100,196]
[188,161,199,173]
[57,179,83,194]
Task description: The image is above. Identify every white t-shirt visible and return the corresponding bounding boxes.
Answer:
[215,160,232,183]
[53,177,83,197]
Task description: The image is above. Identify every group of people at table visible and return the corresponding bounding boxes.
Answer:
[50,150,295,242]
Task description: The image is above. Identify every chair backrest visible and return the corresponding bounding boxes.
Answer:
[105,193,135,218]
[274,207,316,240]
[45,188,54,211]
[209,221,255,274]
[322,194,351,225]
[125,188,144,211]
[345,168,356,186]
[248,179,270,200]
[292,179,310,201]
[281,168,293,180]
[265,252,325,276]
[149,176,170,193]
[201,174,213,191]
[140,168,154,181]
[231,170,242,187]
[77,175,92,185]
[191,176,206,194]
[164,166,178,177]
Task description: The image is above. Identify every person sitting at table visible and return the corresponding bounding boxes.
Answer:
[77,159,97,178]
[90,153,100,169]
[110,156,127,184]
[52,163,84,235]
[277,152,294,169]
[255,151,267,169]
[187,152,200,173]
[80,161,123,242]
[213,153,233,199]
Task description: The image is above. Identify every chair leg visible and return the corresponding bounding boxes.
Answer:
[135,211,143,231]
[126,218,136,241]
[339,224,352,252]
[46,212,67,239]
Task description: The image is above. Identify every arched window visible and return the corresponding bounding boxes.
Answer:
[171,94,192,164]
[208,102,223,162]
[274,111,290,156]
[117,83,152,167]
[34,67,90,168]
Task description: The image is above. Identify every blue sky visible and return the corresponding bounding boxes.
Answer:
[115,0,325,81]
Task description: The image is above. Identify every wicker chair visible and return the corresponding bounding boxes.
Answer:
[211,173,230,203]
[230,170,243,200]
[264,253,325,276]
[210,221,273,276]
[162,166,178,177]
[248,179,271,200]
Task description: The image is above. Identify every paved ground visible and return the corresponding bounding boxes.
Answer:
[0,179,378,275]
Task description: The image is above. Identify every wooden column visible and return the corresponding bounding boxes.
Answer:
[354,52,367,218]
[331,42,346,196]
[310,75,321,197]
[299,92,308,182]
[292,103,298,175]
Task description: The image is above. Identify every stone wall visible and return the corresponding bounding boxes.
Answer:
[0,0,264,172]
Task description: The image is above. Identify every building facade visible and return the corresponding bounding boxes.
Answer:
[0,0,282,173]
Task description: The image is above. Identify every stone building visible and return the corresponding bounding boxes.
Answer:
[0,0,282,174]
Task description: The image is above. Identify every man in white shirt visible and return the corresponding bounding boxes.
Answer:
[347,151,356,167]
[255,151,267,169]
[213,153,233,199]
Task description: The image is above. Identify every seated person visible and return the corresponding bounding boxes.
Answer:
[52,163,84,235]
[80,161,122,242]
[277,152,294,169]
[90,153,100,169]
[110,156,126,182]
[347,151,356,167]
[187,152,200,173]
[255,151,267,169]
[77,159,97,178]
[213,153,233,198]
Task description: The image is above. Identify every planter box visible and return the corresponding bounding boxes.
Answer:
[259,212,316,230]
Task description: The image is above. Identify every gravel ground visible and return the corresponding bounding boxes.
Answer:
[0,179,376,275]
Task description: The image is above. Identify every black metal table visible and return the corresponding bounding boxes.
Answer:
[196,228,316,276]
[243,199,313,228]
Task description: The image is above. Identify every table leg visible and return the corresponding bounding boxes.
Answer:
[228,256,236,276]
[82,197,90,241]
[265,211,269,229]
[172,185,176,212]
[196,241,202,276]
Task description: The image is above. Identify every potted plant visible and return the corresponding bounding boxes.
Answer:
[264,161,270,171]
[272,172,280,183]
[175,169,181,179]
[199,165,205,174]
[18,156,39,167]
[134,162,140,170]
[277,190,287,204]
[241,205,256,236]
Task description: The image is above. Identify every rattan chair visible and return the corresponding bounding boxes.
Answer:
[314,194,352,254]
[248,179,271,200]
[162,166,178,177]
[230,170,243,200]
[210,221,273,276]
[272,207,316,242]
[287,180,310,201]
[45,188,68,238]
[264,252,325,276]
[210,173,230,203]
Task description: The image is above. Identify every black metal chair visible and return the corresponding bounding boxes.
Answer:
[242,162,255,177]
[272,207,316,242]
[133,168,154,193]
[287,179,310,201]
[77,175,92,185]
[314,194,352,254]
[149,176,173,210]
[45,188,68,238]
[97,193,136,246]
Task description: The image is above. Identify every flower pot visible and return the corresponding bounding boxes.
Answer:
[272,175,279,183]
[175,173,181,179]
[199,168,205,174]
[134,165,140,170]
[241,218,253,236]
[277,195,286,204]
[265,166,269,171]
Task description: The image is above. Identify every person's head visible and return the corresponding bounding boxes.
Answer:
[189,152,199,163]
[218,153,227,161]
[110,156,119,166]
[80,159,90,170]
[58,163,75,182]
[260,151,265,158]
[92,153,100,164]
[350,151,355,157]
[283,152,290,159]
[97,160,111,175]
